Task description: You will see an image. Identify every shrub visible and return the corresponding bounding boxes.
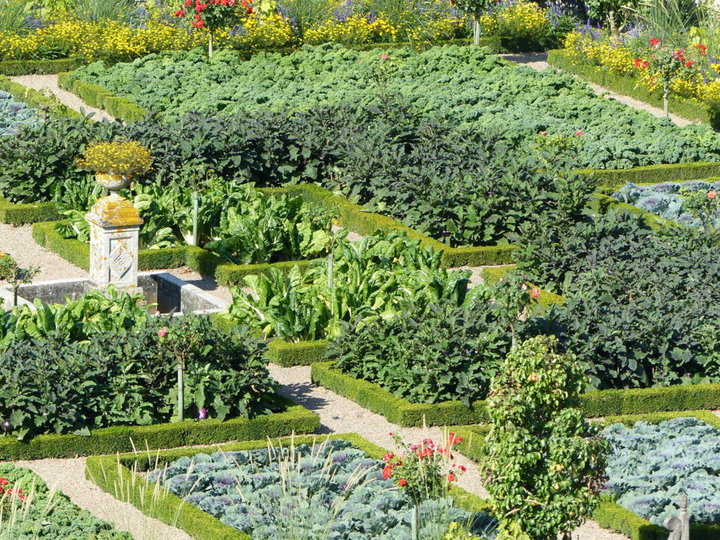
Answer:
[0,309,277,440]
[328,295,515,405]
[480,336,608,540]
[516,209,720,390]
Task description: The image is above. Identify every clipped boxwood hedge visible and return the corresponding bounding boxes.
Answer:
[0,75,81,119]
[0,398,319,460]
[85,431,491,540]
[266,339,330,367]
[312,361,720,427]
[57,71,144,122]
[0,197,60,225]
[547,48,720,129]
[0,58,82,76]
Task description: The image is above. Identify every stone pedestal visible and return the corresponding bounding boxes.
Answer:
[86,194,143,293]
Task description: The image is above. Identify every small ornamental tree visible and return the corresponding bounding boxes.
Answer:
[450,0,497,45]
[174,0,254,57]
[0,253,39,308]
[480,335,608,540]
[634,38,700,117]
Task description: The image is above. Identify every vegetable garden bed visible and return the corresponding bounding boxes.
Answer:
[311,362,720,427]
[0,462,131,538]
[452,411,720,540]
[30,183,516,285]
[85,433,492,540]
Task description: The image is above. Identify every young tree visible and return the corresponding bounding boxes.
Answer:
[480,335,608,540]
[450,0,497,45]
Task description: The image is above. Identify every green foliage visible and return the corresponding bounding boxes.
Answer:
[72,0,139,22]
[148,438,487,538]
[0,463,131,538]
[328,295,515,405]
[0,294,277,440]
[480,336,608,540]
[228,231,474,341]
[516,208,720,390]
[0,0,32,35]
[602,417,720,526]
[0,89,38,136]
[66,44,720,170]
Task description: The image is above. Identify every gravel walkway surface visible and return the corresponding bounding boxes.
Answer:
[9,74,114,121]
[15,458,191,540]
[500,52,696,127]
[0,223,86,283]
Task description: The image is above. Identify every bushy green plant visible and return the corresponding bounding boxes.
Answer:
[602,417,720,526]
[328,295,516,405]
[516,209,720,389]
[0,298,277,439]
[66,44,720,168]
[227,231,475,341]
[0,463,131,538]
[480,336,608,540]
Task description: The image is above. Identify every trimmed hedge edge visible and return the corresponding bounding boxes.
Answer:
[0,75,82,119]
[547,48,720,130]
[0,197,60,225]
[0,398,320,460]
[311,362,487,427]
[85,432,490,540]
[0,58,82,76]
[57,71,145,122]
[266,339,330,367]
[312,361,720,427]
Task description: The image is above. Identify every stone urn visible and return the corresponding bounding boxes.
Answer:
[95,172,131,196]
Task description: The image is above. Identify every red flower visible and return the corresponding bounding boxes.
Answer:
[397,478,407,486]
[174,8,186,17]
[458,465,467,472]
[157,327,168,338]
[0,478,8,486]
[382,465,393,479]
[641,60,649,69]
[697,44,708,55]
[380,53,389,61]
[447,473,456,482]
[530,287,541,298]
[448,433,464,445]
[574,130,583,137]
[650,38,661,48]
[708,190,717,200]
[382,452,394,462]
[634,58,643,68]
[686,60,694,67]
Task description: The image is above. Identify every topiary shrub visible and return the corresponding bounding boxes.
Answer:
[480,335,608,540]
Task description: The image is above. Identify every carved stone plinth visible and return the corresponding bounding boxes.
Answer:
[86,194,143,293]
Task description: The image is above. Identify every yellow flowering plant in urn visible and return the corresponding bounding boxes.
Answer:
[77,141,153,194]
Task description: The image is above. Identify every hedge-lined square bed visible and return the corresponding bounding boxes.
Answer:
[86,433,495,540]
[0,463,130,538]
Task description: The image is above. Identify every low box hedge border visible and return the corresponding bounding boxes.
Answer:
[454,411,720,540]
[0,197,60,225]
[57,71,145,122]
[266,339,330,367]
[547,48,720,129]
[84,431,490,540]
[0,58,82,76]
[0,398,320,461]
[311,361,720,427]
[0,74,82,119]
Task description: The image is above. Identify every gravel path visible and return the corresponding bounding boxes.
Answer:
[9,74,114,121]
[500,52,697,127]
[15,458,191,540]
[0,223,86,283]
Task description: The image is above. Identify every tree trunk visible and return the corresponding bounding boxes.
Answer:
[473,16,481,45]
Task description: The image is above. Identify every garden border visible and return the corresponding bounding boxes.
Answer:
[453,411,720,540]
[310,361,720,427]
[546,49,720,129]
[84,431,490,540]
[0,74,82,119]
[28,183,517,283]
[0,398,319,461]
